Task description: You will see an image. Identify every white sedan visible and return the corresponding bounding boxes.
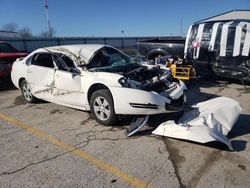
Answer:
[11,44,187,125]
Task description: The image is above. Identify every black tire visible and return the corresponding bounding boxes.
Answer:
[20,80,37,103]
[90,89,117,126]
[148,54,163,61]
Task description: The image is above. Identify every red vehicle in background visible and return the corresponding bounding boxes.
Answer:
[0,42,27,85]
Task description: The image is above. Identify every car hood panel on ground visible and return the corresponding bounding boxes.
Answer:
[153,97,242,149]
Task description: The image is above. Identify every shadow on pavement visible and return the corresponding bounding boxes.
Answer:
[228,114,250,139]
[226,114,250,152]
[231,140,247,152]
[0,82,17,91]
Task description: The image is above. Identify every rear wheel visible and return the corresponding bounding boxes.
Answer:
[20,80,37,103]
[90,89,117,125]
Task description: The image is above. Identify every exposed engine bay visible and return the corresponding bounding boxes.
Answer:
[119,66,180,93]
[87,46,181,93]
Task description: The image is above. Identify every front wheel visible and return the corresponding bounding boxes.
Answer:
[20,80,37,103]
[90,89,117,126]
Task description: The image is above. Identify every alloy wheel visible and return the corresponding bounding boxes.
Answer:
[93,96,111,121]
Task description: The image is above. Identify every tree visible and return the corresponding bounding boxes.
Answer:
[2,22,18,32]
[19,27,33,38]
[38,27,56,37]
[2,23,34,38]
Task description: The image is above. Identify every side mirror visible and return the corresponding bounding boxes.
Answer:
[71,68,81,78]
[72,73,78,78]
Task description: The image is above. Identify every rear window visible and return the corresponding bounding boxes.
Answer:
[0,43,18,53]
[33,53,54,68]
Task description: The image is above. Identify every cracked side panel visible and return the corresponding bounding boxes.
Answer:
[53,70,84,106]
[27,66,56,101]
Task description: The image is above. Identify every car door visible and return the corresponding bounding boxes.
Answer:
[26,53,56,101]
[53,54,84,107]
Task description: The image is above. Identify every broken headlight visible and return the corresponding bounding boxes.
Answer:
[118,77,142,89]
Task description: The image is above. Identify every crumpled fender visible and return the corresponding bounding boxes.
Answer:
[152,97,242,150]
[169,80,187,100]
[109,87,171,115]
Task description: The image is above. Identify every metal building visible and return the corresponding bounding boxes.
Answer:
[0,31,19,38]
[195,10,250,23]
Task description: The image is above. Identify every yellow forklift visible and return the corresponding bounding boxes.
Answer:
[170,64,197,81]
[155,55,197,81]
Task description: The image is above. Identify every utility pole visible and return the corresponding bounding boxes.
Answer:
[44,0,52,37]
[180,17,183,37]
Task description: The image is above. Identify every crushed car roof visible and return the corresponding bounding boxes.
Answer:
[37,44,106,66]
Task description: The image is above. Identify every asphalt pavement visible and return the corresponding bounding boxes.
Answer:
[0,78,250,188]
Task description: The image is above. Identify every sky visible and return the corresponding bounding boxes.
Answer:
[0,0,249,37]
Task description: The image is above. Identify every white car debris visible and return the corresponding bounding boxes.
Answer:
[11,44,186,127]
[153,97,242,149]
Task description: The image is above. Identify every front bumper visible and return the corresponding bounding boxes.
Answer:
[109,81,187,115]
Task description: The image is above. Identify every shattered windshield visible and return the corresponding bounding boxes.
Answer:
[87,47,141,72]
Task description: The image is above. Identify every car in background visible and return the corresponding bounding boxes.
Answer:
[137,37,185,61]
[0,42,27,85]
[11,44,187,125]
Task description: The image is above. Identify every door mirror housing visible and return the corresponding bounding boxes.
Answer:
[71,68,81,78]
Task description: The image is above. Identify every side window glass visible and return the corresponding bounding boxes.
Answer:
[54,54,78,72]
[25,56,33,66]
[33,54,54,68]
[61,55,75,68]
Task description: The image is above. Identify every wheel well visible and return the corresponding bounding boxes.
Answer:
[18,78,25,88]
[87,83,110,102]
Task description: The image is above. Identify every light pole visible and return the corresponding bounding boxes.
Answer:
[121,30,125,50]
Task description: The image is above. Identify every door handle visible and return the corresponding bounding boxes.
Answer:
[26,69,32,73]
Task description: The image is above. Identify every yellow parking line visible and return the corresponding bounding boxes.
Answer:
[0,113,153,188]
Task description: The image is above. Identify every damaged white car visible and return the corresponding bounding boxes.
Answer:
[11,44,187,126]
[11,44,242,149]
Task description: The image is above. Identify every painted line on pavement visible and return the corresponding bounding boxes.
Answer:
[0,113,153,188]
